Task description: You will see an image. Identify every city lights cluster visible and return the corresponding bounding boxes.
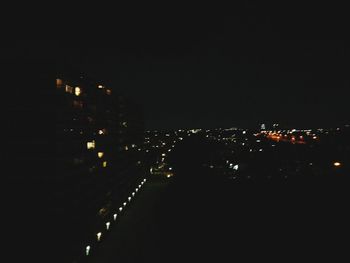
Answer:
[84,178,147,257]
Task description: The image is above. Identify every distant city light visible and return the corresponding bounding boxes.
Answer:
[106,222,110,230]
[102,161,107,167]
[333,162,341,167]
[113,214,117,221]
[119,207,123,212]
[98,85,104,89]
[233,164,239,170]
[97,152,104,158]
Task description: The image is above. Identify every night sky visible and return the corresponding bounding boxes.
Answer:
[15,2,350,129]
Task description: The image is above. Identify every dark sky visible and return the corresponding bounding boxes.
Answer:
[14,2,350,129]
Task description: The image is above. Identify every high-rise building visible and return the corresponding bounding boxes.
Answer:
[55,75,144,261]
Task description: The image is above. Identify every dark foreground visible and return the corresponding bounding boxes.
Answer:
[87,175,349,262]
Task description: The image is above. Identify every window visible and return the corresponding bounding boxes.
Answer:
[98,128,107,135]
[73,100,83,109]
[87,140,95,150]
[65,85,74,94]
[75,87,82,96]
[56,78,63,88]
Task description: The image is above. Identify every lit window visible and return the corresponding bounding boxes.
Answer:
[73,100,83,109]
[65,85,73,94]
[98,128,107,135]
[56,78,63,88]
[75,87,82,96]
[103,161,107,167]
[87,140,95,150]
[98,152,104,158]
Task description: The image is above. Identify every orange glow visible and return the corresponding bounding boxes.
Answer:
[106,89,112,95]
[56,78,63,87]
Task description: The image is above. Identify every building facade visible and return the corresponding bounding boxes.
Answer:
[55,75,144,262]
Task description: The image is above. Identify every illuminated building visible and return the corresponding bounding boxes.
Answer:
[55,74,144,261]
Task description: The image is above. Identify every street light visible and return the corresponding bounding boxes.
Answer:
[334,162,341,167]
[86,245,91,256]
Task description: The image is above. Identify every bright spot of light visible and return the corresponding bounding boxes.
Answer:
[86,245,91,256]
[334,162,341,167]
[233,164,239,170]
[97,232,102,241]
[113,214,117,221]
[106,222,110,230]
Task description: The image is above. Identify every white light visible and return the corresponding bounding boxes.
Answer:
[128,197,131,201]
[233,164,239,170]
[113,214,117,221]
[259,149,263,152]
[136,188,139,192]
[162,153,166,157]
[119,207,123,212]
[97,232,102,241]
[86,245,91,256]
[123,202,127,207]
[143,179,147,182]
[138,184,142,188]
[106,222,110,230]
[132,192,135,196]
[169,167,173,170]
